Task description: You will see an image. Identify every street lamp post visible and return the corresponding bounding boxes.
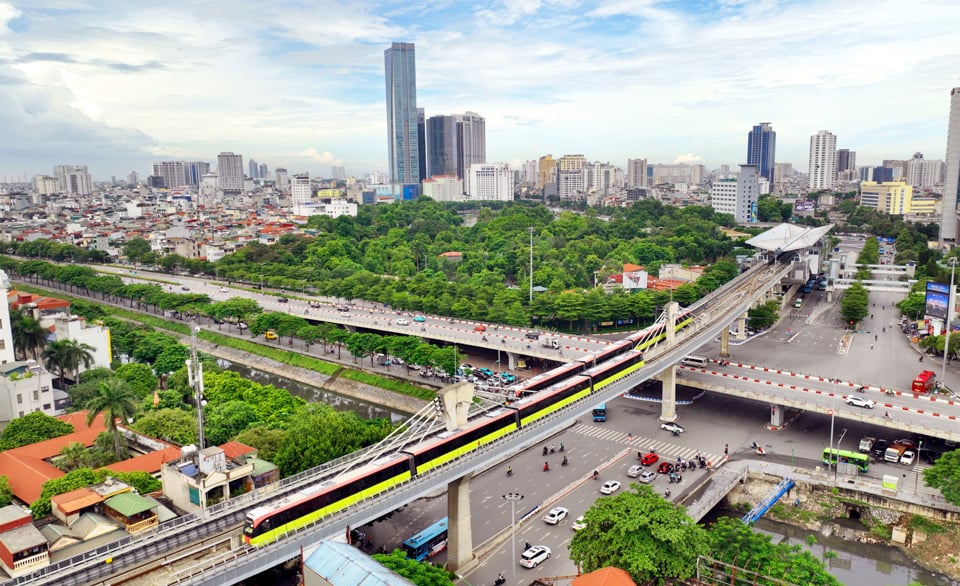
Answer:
[941,258,957,385]
[834,428,847,483]
[529,227,534,303]
[502,492,524,585]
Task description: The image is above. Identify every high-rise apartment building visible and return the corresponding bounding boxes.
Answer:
[330,166,346,180]
[291,173,312,205]
[152,161,210,189]
[746,122,776,183]
[127,171,140,186]
[426,112,486,181]
[944,88,960,243]
[626,158,648,189]
[836,149,856,173]
[537,155,556,190]
[521,161,538,184]
[53,165,93,195]
[773,163,793,184]
[384,42,421,187]
[710,164,759,223]
[417,108,426,184]
[217,152,244,194]
[259,163,268,180]
[808,130,837,191]
[906,153,944,190]
[32,175,59,195]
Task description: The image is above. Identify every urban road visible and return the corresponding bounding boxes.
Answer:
[14,262,959,585]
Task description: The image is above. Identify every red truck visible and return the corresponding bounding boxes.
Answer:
[912,370,936,393]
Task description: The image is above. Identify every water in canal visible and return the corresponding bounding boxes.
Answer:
[217,358,408,423]
[706,509,958,586]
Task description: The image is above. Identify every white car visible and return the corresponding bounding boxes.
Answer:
[396,318,411,326]
[661,422,684,434]
[626,465,643,478]
[572,515,586,531]
[638,471,657,484]
[219,286,229,293]
[900,451,916,465]
[519,545,551,568]
[847,396,876,409]
[542,507,568,525]
[600,480,621,495]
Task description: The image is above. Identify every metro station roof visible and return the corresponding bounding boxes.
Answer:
[745,223,834,253]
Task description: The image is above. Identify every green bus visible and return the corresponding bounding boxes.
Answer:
[822,447,869,473]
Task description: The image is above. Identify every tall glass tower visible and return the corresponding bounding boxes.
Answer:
[746,122,776,183]
[942,87,960,244]
[385,42,421,188]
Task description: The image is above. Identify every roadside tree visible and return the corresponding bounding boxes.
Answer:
[0,411,73,450]
[84,378,139,459]
[839,280,869,326]
[114,363,159,399]
[372,549,455,585]
[130,408,198,445]
[923,448,960,506]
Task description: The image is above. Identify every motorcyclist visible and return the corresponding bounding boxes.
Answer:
[506,466,512,477]
[543,461,549,472]
[593,469,599,479]
[562,455,568,466]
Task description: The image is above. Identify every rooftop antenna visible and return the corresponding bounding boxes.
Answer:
[186,322,206,450]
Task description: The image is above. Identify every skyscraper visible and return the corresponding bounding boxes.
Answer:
[426,112,486,180]
[384,42,421,187]
[417,108,426,184]
[217,152,244,194]
[942,88,960,244]
[746,123,776,183]
[53,165,93,195]
[808,130,837,190]
[626,158,648,189]
[248,159,259,180]
[275,168,289,190]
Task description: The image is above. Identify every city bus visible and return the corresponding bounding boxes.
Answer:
[592,403,607,422]
[401,517,448,561]
[912,370,936,393]
[821,447,869,473]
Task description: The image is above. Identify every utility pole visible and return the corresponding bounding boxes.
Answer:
[186,322,206,450]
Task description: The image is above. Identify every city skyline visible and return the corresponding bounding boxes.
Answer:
[0,0,959,179]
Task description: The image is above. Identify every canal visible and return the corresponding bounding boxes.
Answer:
[217,358,409,424]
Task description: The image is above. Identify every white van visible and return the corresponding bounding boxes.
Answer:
[681,355,708,368]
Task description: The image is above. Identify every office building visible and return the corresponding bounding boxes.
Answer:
[860,181,912,215]
[944,88,960,243]
[710,164,759,223]
[248,159,260,180]
[152,161,210,189]
[836,149,856,174]
[626,158,648,189]
[217,152,244,194]
[808,130,837,190]
[384,42,421,186]
[773,163,793,184]
[32,175,59,196]
[275,168,289,190]
[422,175,464,202]
[426,112,486,182]
[467,163,513,201]
[127,171,139,186]
[291,173,311,206]
[538,155,556,190]
[872,167,894,183]
[417,108,426,184]
[53,165,93,195]
[330,166,346,180]
[521,160,538,184]
[746,122,776,183]
[259,163,268,180]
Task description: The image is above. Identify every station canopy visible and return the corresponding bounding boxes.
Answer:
[745,223,834,253]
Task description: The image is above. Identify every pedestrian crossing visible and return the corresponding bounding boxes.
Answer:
[570,424,720,465]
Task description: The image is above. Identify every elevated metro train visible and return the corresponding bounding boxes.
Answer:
[243,311,695,546]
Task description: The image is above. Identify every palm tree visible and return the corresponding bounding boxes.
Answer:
[10,310,48,361]
[43,339,96,389]
[84,378,139,460]
[57,441,91,472]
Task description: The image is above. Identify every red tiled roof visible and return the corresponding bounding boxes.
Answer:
[101,446,181,475]
[51,487,102,515]
[572,567,636,586]
[219,442,256,460]
[622,263,645,273]
[0,412,106,504]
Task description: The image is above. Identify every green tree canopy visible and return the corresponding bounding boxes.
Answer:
[0,476,12,507]
[129,408,198,445]
[569,483,709,584]
[0,411,73,450]
[839,280,869,326]
[84,379,140,459]
[923,448,960,505]
[706,517,840,585]
[114,363,159,398]
[371,549,455,585]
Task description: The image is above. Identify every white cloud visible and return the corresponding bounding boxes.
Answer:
[299,149,343,166]
[673,154,703,164]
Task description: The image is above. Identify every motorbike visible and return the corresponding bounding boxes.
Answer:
[856,385,865,393]
[506,467,512,477]
[561,455,568,466]
[495,575,506,586]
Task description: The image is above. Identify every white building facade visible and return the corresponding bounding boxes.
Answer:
[291,173,311,206]
[467,163,513,201]
[808,130,837,190]
[217,152,244,194]
[422,176,464,202]
[710,164,759,223]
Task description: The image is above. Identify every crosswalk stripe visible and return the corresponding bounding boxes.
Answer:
[569,424,718,464]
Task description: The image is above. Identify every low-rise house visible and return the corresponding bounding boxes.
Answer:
[0,504,49,577]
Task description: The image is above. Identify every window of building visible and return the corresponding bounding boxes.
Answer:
[0,340,5,349]
[41,386,49,393]
[33,390,39,401]
[16,394,22,404]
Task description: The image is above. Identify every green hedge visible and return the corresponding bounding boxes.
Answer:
[199,332,340,375]
[338,370,435,401]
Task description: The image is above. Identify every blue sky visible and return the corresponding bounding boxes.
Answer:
[0,0,958,181]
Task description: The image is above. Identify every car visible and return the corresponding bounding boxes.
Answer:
[336,306,350,312]
[660,422,684,434]
[264,330,278,340]
[477,367,494,378]
[460,363,474,370]
[640,452,659,466]
[219,286,229,293]
[413,315,426,322]
[396,318,411,326]
[657,461,673,474]
[237,322,248,330]
[626,465,643,478]
[893,438,916,449]
[600,480,621,495]
[572,515,586,531]
[900,451,916,465]
[542,507,568,525]
[847,395,875,409]
[871,439,889,458]
[638,470,657,484]
[180,285,190,291]
[277,297,289,303]
[474,324,487,332]
[519,545,551,568]
[525,331,542,340]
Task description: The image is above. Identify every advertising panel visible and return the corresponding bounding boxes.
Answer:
[925,282,950,321]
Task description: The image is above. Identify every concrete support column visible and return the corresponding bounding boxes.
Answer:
[659,365,678,422]
[736,313,748,340]
[770,403,784,427]
[665,301,679,346]
[446,475,476,573]
[505,351,517,370]
[719,329,730,358]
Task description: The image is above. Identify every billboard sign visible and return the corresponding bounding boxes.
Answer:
[925,282,950,321]
[794,199,815,211]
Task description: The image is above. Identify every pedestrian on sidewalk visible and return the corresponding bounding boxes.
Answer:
[724,444,729,456]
